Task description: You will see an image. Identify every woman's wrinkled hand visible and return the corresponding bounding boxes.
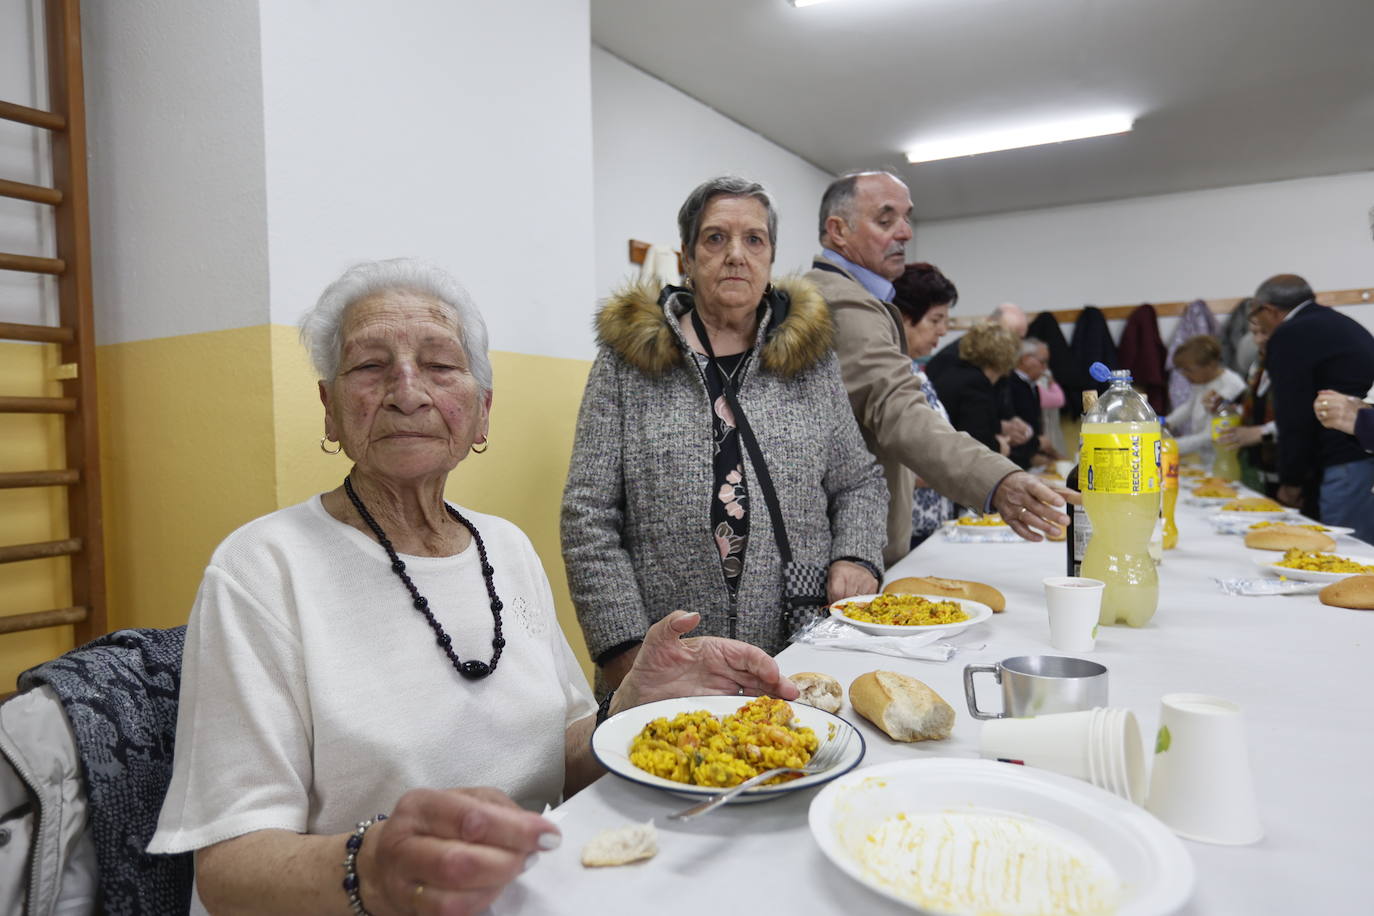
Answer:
[826,560,878,604]
[1218,425,1263,448]
[364,787,558,916]
[614,611,798,712]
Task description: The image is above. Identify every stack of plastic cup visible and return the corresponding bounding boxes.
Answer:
[980,707,1146,804]
[1086,707,1146,804]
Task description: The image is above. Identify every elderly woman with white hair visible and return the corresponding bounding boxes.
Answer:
[148,259,795,916]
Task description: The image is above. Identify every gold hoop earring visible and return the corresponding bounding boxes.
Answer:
[470,439,489,454]
[319,436,342,455]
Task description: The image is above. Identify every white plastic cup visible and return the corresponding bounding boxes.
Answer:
[1145,693,1264,845]
[979,709,1098,780]
[1042,577,1105,652]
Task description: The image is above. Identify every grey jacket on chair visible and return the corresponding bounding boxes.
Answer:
[562,278,887,665]
[0,685,97,916]
[0,627,192,916]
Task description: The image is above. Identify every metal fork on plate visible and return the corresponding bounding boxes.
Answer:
[667,727,853,820]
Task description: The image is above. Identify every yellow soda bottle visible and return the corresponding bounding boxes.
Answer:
[1211,401,1242,481]
[1161,424,1179,549]
[1079,364,1161,627]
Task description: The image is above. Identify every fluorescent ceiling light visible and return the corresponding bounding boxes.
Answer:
[905,113,1134,164]
[788,0,840,7]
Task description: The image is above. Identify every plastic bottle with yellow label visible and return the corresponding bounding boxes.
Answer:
[1210,400,1242,481]
[1161,424,1180,550]
[1079,363,1161,627]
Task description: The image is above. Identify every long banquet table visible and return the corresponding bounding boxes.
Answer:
[499,491,1374,915]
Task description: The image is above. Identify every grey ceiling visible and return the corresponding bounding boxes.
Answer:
[591,0,1374,220]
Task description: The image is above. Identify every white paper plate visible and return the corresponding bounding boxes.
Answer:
[1257,554,1374,583]
[591,695,864,802]
[1211,516,1352,537]
[829,593,994,636]
[809,759,1194,916]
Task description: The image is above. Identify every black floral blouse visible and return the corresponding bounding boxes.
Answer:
[696,350,752,594]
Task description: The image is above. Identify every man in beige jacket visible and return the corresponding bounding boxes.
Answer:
[806,171,1072,565]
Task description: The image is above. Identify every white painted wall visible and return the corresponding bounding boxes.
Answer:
[0,0,56,325]
[914,170,1374,344]
[592,47,832,307]
[259,0,595,361]
[82,0,271,344]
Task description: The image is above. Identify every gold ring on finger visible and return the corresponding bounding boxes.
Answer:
[414,883,425,904]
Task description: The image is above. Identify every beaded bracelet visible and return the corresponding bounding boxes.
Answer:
[596,688,617,725]
[341,813,388,916]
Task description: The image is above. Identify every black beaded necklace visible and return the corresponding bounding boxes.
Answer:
[343,475,504,680]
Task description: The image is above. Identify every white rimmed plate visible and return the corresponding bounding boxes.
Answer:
[591,695,864,802]
[1257,554,1374,583]
[829,593,993,637]
[809,759,1194,916]
[1215,507,1290,519]
[952,517,1008,530]
[1183,494,1242,507]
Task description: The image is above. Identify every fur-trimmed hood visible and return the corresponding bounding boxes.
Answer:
[594,275,833,378]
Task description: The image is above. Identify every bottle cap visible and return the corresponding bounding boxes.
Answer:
[1089,361,1130,384]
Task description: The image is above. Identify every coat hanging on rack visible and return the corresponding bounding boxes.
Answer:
[1067,306,1117,418]
[1219,299,1258,377]
[1028,311,1085,420]
[1117,304,1169,415]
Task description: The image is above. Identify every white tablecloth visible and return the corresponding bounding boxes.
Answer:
[502,493,1374,915]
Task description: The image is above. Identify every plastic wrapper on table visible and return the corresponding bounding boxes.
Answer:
[1213,577,1324,596]
[787,615,964,661]
[943,522,1023,544]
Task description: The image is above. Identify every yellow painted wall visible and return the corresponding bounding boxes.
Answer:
[2,327,597,689]
[96,327,280,640]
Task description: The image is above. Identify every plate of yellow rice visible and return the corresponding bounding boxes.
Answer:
[1258,549,1374,583]
[592,695,864,802]
[829,593,993,636]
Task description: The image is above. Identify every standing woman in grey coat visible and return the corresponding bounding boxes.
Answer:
[562,176,888,691]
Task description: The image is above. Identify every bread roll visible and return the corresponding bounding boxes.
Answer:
[789,671,843,713]
[581,821,658,867]
[1244,524,1336,552]
[1319,575,1374,610]
[883,576,1006,612]
[849,671,954,742]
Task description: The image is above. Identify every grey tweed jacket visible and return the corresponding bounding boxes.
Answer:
[561,277,887,663]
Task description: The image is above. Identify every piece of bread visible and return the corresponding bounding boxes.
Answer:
[848,671,954,742]
[1319,575,1374,610]
[883,576,1006,612]
[1244,524,1336,552]
[789,671,843,713]
[581,821,658,867]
